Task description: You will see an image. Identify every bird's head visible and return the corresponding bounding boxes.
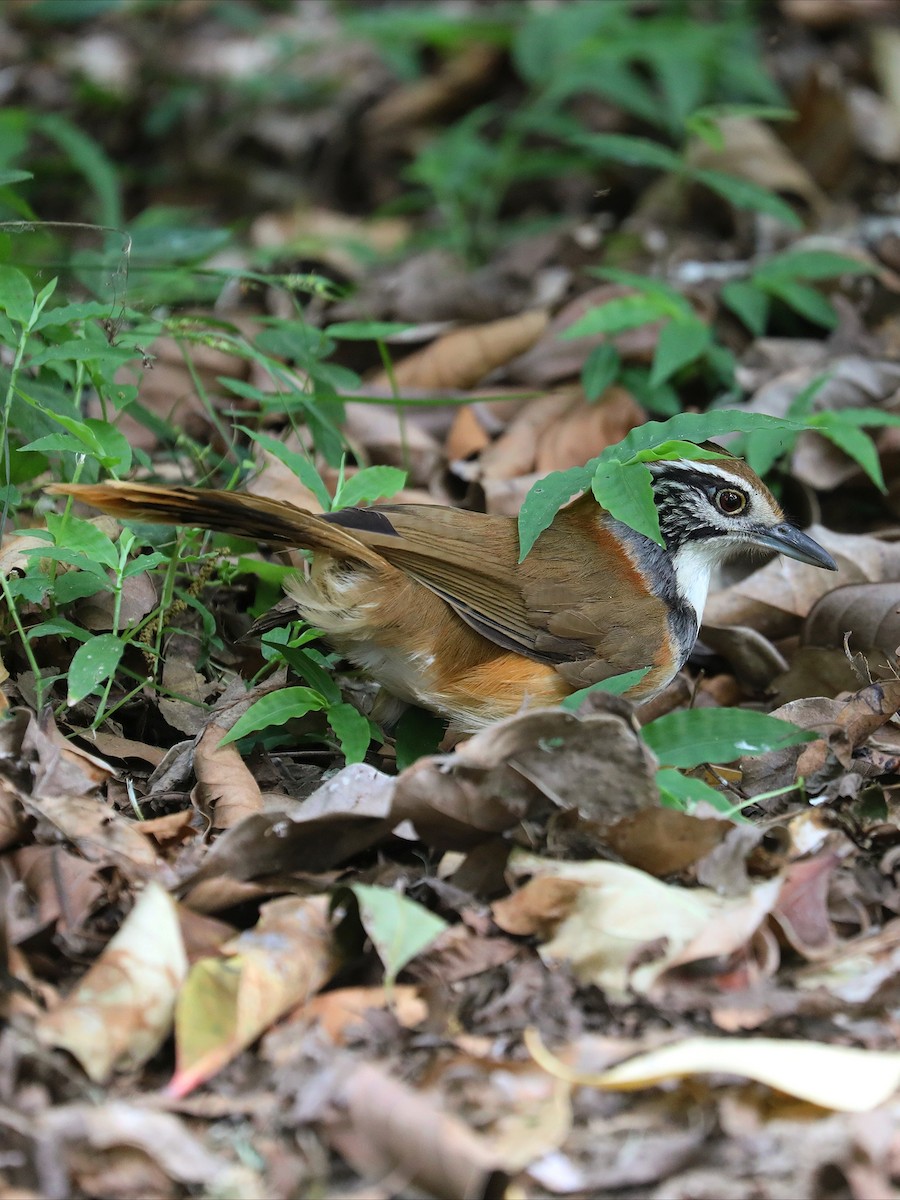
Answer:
[647,453,837,574]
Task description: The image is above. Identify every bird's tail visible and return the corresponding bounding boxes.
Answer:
[46,481,385,568]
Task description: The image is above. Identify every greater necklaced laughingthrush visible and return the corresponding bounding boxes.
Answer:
[50,452,836,733]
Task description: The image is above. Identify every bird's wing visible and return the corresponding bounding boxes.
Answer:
[323,503,592,663]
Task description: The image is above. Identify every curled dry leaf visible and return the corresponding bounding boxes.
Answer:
[803,582,900,664]
[392,704,658,852]
[329,1061,509,1200]
[688,116,826,216]
[35,882,188,1083]
[370,309,549,392]
[171,894,338,1096]
[192,721,262,829]
[495,852,782,1001]
[527,1028,900,1113]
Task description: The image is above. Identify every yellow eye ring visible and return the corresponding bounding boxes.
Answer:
[715,488,747,516]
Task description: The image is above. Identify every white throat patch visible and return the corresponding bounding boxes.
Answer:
[670,541,720,623]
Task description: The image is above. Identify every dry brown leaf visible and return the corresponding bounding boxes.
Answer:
[0,779,27,853]
[35,883,188,1083]
[364,43,502,137]
[688,116,826,217]
[250,206,409,280]
[771,852,840,960]
[498,852,782,1000]
[803,582,900,663]
[328,1061,508,1200]
[170,894,338,1096]
[287,984,427,1044]
[781,0,897,25]
[342,401,443,483]
[74,571,157,632]
[192,721,262,828]
[445,403,493,461]
[159,641,211,736]
[371,309,549,391]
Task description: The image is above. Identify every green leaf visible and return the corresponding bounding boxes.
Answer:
[575,132,682,171]
[518,465,592,561]
[691,167,803,228]
[346,884,448,987]
[394,705,446,771]
[45,513,119,568]
[755,250,873,283]
[811,417,885,491]
[560,668,652,710]
[763,279,837,328]
[605,409,807,462]
[649,317,711,387]
[592,458,662,545]
[335,466,407,509]
[219,686,327,746]
[628,440,729,465]
[581,343,621,402]
[642,708,817,769]
[238,427,332,511]
[0,265,34,325]
[656,767,736,814]
[743,429,793,477]
[721,280,769,336]
[324,321,412,340]
[326,702,372,764]
[563,294,674,339]
[67,632,125,705]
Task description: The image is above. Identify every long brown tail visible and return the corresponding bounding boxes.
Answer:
[47,482,386,568]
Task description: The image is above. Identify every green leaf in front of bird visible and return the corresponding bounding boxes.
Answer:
[649,316,711,388]
[219,686,327,746]
[394,704,447,770]
[518,463,592,560]
[333,465,407,509]
[326,702,372,764]
[656,766,741,815]
[642,708,817,769]
[560,667,652,710]
[347,884,448,987]
[628,440,729,465]
[592,458,662,545]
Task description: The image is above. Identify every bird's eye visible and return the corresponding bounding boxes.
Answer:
[715,488,747,515]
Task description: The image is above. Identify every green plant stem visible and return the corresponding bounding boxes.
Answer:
[377,338,408,473]
[0,572,47,710]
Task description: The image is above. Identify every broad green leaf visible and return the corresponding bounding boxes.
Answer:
[324,321,412,340]
[811,417,885,491]
[45,513,119,568]
[755,250,873,283]
[649,318,711,388]
[261,634,341,705]
[33,299,125,330]
[335,465,407,509]
[721,280,769,336]
[238,426,332,511]
[619,366,682,417]
[326,702,372,764]
[743,429,792,477]
[560,668,652,710]
[605,410,807,462]
[0,168,32,186]
[642,708,816,769]
[347,884,448,987]
[628,440,729,465]
[219,686,327,746]
[563,294,674,339]
[67,633,125,705]
[394,705,446,771]
[20,545,112,580]
[595,268,692,310]
[518,465,591,561]
[581,343,620,402]
[656,766,737,814]
[53,572,112,605]
[0,265,33,324]
[592,459,661,545]
[691,167,802,228]
[763,278,837,328]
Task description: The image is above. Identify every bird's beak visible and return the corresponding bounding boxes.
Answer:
[750,523,838,571]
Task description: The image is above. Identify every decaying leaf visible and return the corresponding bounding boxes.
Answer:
[192,721,262,828]
[35,883,188,1083]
